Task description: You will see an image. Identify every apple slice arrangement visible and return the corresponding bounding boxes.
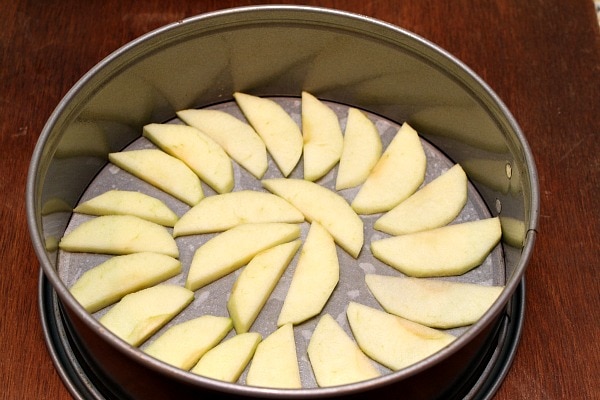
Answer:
[58,92,504,389]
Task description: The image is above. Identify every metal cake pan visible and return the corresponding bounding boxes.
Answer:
[27,5,539,399]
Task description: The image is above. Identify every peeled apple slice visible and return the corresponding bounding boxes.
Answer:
[228,240,301,333]
[371,217,502,277]
[262,178,363,258]
[185,223,301,291]
[233,92,303,177]
[177,108,268,179]
[365,275,504,328]
[307,314,380,387]
[173,190,304,237]
[59,215,179,258]
[142,123,234,194]
[70,252,181,313]
[99,285,194,347]
[346,302,455,371]
[109,149,203,206]
[191,332,262,383]
[144,315,233,370]
[246,323,301,389]
[335,107,382,190]
[73,190,178,227]
[500,216,526,248]
[374,164,468,235]
[277,222,339,327]
[351,122,426,214]
[301,91,344,181]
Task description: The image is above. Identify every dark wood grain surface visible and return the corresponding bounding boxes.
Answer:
[2,1,598,399]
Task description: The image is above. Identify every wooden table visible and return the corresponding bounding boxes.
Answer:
[2,1,598,398]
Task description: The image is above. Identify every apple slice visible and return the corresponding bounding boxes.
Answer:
[374,164,468,235]
[346,302,455,371]
[233,92,303,177]
[335,108,383,190]
[307,314,380,387]
[109,149,203,206]
[185,222,301,291]
[277,222,339,326]
[365,275,504,329]
[99,285,194,347]
[500,216,526,248]
[173,190,304,237]
[73,190,178,227]
[246,323,301,389]
[301,91,344,181]
[70,252,181,313]
[59,215,179,258]
[228,240,301,333]
[143,123,234,194]
[371,217,502,277]
[191,332,262,383]
[262,178,363,258]
[144,315,233,370]
[177,108,268,179]
[351,122,426,214]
